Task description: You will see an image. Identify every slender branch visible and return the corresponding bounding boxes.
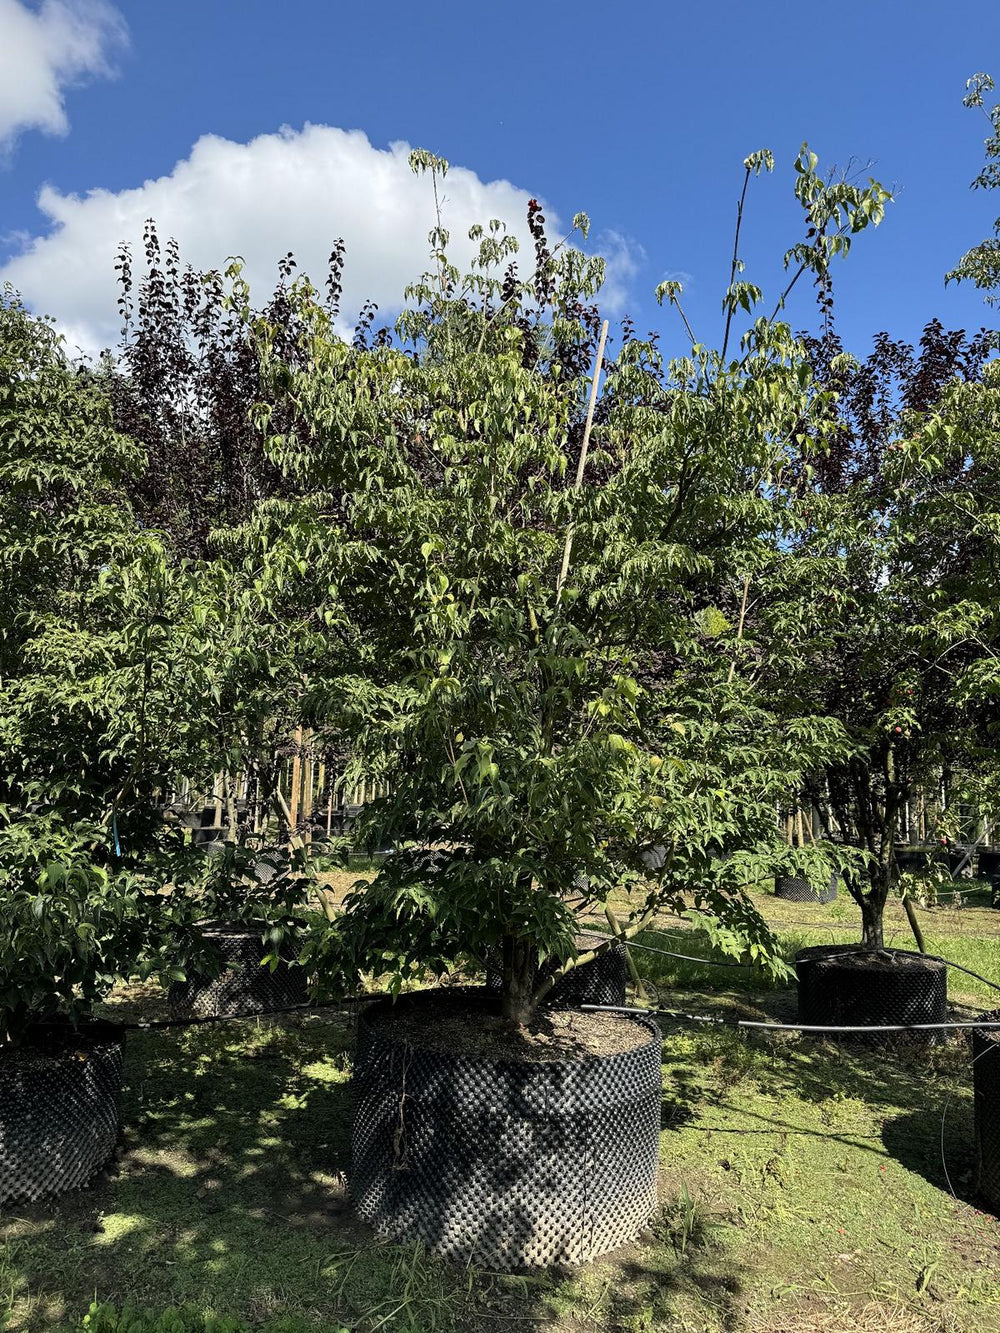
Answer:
[721,166,752,362]
[272,787,305,851]
[556,320,609,597]
[530,900,658,1009]
[726,572,752,684]
[671,294,698,349]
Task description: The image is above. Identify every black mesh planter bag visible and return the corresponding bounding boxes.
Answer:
[484,936,627,1008]
[0,1021,124,1205]
[894,847,941,875]
[796,945,947,1043]
[351,988,662,1269]
[168,920,307,1019]
[978,849,1000,887]
[774,874,838,905]
[972,1013,1000,1213]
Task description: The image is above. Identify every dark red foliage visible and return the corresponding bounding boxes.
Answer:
[107,222,371,557]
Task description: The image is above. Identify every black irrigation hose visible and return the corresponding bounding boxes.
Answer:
[114,991,387,1033]
[594,924,1000,995]
[619,939,748,968]
[103,935,1000,1033]
[114,988,1000,1037]
[937,956,1000,995]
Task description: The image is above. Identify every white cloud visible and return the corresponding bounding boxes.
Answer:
[0,0,127,150]
[1,124,639,356]
[600,230,646,311]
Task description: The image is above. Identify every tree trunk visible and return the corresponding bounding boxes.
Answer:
[500,935,535,1025]
[859,898,883,950]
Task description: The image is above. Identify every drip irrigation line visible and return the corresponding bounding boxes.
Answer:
[113,987,1000,1038]
[938,957,1000,994]
[591,931,1000,995]
[579,1001,1000,1035]
[576,927,749,968]
[624,940,747,968]
[112,991,387,1033]
[103,940,1000,1033]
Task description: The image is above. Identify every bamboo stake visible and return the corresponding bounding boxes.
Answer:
[301,731,314,846]
[556,320,609,597]
[726,573,752,684]
[289,728,303,838]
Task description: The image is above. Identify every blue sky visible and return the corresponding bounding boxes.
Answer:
[2,0,1000,358]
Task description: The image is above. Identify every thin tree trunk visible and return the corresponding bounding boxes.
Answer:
[500,935,535,1025]
[860,896,885,951]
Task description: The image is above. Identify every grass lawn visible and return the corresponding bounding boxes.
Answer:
[3,886,1000,1332]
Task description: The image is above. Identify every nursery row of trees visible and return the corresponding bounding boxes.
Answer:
[2,129,1000,1033]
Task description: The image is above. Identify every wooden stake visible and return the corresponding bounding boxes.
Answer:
[301,731,314,845]
[556,320,609,597]
[727,573,752,684]
[289,728,303,839]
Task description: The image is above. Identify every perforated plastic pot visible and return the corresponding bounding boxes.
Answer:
[639,845,667,872]
[0,1021,124,1205]
[351,988,662,1269]
[795,945,947,1043]
[484,937,627,1008]
[168,920,307,1018]
[774,874,838,905]
[972,1013,1000,1212]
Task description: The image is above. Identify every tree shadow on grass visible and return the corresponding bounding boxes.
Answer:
[18,991,976,1332]
[0,1012,372,1329]
[657,993,976,1121]
[881,1099,978,1206]
[0,1008,748,1333]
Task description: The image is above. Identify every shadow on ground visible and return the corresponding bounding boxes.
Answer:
[0,1007,750,1333]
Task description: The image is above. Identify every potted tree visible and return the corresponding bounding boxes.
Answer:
[0,816,169,1204]
[0,293,204,1200]
[166,841,316,1018]
[787,310,1000,1037]
[251,148,889,1266]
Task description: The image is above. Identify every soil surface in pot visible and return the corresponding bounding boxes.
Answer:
[796,944,944,972]
[364,990,649,1061]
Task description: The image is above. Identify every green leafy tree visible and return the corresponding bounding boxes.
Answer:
[243,148,890,1023]
[0,292,310,1040]
[788,347,1000,948]
[0,293,187,1039]
[948,72,1000,302]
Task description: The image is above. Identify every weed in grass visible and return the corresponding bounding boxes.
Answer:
[655,1183,709,1256]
